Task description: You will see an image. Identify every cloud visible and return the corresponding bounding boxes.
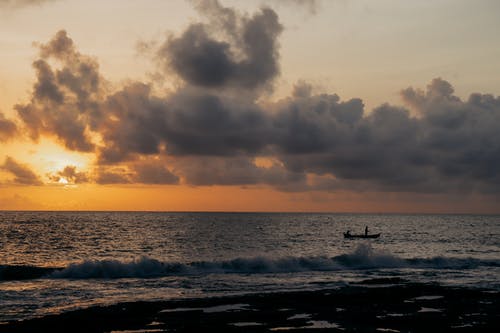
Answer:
[158,0,282,90]
[95,169,131,185]
[131,161,179,184]
[95,83,167,163]
[161,88,273,156]
[15,30,101,152]
[171,156,305,189]
[0,112,17,141]
[94,160,178,185]
[48,165,88,184]
[1,156,43,185]
[9,4,500,196]
[399,78,500,192]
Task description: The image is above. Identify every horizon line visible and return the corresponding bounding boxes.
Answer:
[1,209,499,216]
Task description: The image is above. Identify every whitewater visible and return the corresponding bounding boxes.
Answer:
[1,212,499,322]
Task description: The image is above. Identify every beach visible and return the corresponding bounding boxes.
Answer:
[1,281,499,333]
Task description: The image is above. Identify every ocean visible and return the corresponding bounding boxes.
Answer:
[1,211,499,324]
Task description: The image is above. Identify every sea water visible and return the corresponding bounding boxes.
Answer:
[0,212,499,322]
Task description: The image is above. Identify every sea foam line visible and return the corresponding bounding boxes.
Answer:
[1,244,499,281]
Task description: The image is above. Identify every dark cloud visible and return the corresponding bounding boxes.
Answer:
[291,80,313,98]
[94,160,178,185]
[1,156,43,185]
[0,112,17,141]
[162,89,273,156]
[95,169,131,185]
[95,83,167,164]
[49,165,88,184]
[400,78,500,192]
[159,0,282,90]
[156,80,500,194]
[132,161,179,185]
[93,84,273,164]
[171,156,305,189]
[273,93,364,154]
[15,30,100,152]
[9,4,500,197]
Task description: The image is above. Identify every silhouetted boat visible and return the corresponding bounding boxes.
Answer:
[343,232,380,239]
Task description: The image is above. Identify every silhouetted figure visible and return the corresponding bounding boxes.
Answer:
[365,226,368,236]
[346,230,351,236]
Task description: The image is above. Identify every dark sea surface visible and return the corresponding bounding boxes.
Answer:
[0,211,499,323]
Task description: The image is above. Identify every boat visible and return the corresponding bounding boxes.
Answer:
[343,232,380,239]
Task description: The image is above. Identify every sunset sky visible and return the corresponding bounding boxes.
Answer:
[1,0,499,212]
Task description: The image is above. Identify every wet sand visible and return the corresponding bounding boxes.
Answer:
[1,281,498,332]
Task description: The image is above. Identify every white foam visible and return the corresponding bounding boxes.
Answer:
[418,307,443,313]
[270,321,340,331]
[159,303,250,314]
[413,295,444,300]
[287,313,311,320]
[42,244,500,280]
[230,322,263,327]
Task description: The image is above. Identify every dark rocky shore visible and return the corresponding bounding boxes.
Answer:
[1,281,499,332]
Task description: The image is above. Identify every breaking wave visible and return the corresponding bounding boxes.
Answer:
[2,244,499,281]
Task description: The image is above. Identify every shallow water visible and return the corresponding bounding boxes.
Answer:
[1,212,499,322]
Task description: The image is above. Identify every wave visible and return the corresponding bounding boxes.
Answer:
[2,245,499,281]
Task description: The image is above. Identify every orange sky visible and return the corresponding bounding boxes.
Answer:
[2,184,499,214]
[1,0,500,213]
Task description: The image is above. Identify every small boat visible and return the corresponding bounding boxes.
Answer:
[343,232,380,239]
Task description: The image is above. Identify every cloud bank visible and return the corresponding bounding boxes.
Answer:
[1,157,43,185]
[6,1,500,196]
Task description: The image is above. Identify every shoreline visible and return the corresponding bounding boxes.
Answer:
[1,282,498,332]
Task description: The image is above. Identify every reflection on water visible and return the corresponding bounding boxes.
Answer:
[0,212,499,322]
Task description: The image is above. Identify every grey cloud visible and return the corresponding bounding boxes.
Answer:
[95,85,273,164]
[0,112,17,141]
[1,156,43,185]
[132,162,179,185]
[102,86,363,161]
[400,78,500,191]
[162,89,273,156]
[96,83,167,164]
[49,165,88,184]
[95,169,131,185]
[172,156,306,189]
[159,1,282,90]
[10,16,500,196]
[273,93,364,154]
[275,102,433,192]
[15,30,100,152]
[279,80,500,194]
[94,160,178,185]
[292,80,313,98]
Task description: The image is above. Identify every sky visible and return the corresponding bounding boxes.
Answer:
[1,0,500,213]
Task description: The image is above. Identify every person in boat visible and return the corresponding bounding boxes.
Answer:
[346,230,351,236]
[365,226,368,236]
